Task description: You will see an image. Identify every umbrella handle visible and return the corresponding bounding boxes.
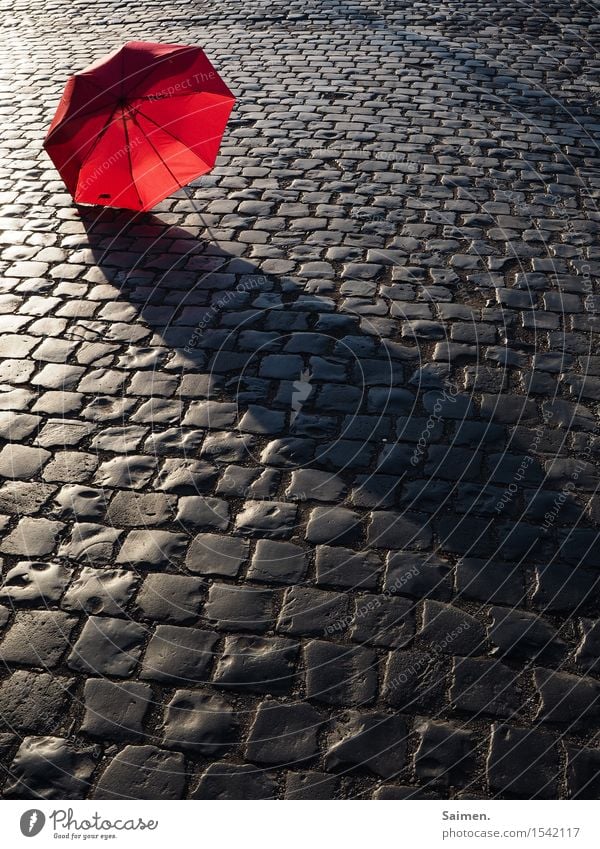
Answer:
[181,183,216,243]
[178,182,245,350]
[180,184,236,280]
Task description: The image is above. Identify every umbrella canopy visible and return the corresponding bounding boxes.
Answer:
[44,40,235,211]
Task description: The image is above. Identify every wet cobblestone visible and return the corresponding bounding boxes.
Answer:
[0,0,598,800]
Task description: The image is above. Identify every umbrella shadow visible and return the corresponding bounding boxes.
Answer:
[79,205,269,359]
[77,207,597,593]
[79,205,312,404]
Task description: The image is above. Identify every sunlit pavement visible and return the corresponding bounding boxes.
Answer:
[0,0,599,799]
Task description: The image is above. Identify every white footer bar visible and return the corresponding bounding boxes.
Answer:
[1,799,597,848]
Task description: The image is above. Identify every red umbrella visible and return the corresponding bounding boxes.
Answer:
[44,41,235,212]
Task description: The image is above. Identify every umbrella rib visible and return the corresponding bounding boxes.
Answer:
[76,74,111,95]
[134,100,230,158]
[121,45,197,98]
[74,101,122,188]
[76,44,126,95]
[121,107,144,208]
[135,90,233,101]
[120,47,126,100]
[130,110,187,190]
[133,106,197,154]
[46,101,119,142]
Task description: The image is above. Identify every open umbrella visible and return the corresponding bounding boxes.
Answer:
[44,40,235,211]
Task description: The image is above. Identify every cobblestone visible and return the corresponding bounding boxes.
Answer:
[0,0,598,800]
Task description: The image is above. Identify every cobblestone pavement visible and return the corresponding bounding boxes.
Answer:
[0,0,599,800]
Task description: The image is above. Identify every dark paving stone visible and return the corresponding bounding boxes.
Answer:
[116,530,187,568]
[234,500,297,538]
[285,469,347,503]
[284,770,338,799]
[93,745,186,800]
[140,625,218,685]
[566,746,600,799]
[534,668,600,729]
[385,551,452,601]
[575,619,600,674]
[247,539,308,584]
[436,515,494,557]
[238,405,286,434]
[456,558,526,606]
[318,439,375,471]
[325,711,407,778]
[315,545,381,590]
[0,560,71,604]
[261,438,315,468]
[61,567,138,616]
[351,474,398,508]
[304,640,377,706]
[0,671,72,733]
[373,784,441,800]
[213,635,299,695]
[488,607,567,664]
[0,611,77,667]
[2,0,599,799]
[3,736,97,799]
[216,465,280,499]
[419,601,487,656]
[414,720,477,789]
[204,583,274,633]
[487,724,559,799]
[190,762,277,800]
[278,586,348,638]
[246,700,324,765]
[305,506,363,546]
[135,574,205,624]
[201,432,255,464]
[532,563,600,614]
[186,533,249,577]
[81,679,152,742]
[162,689,238,755]
[367,512,432,550]
[349,594,415,649]
[383,649,447,713]
[451,658,524,719]
[67,617,145,677]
